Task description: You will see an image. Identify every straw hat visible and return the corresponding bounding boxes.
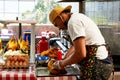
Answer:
[49,5,72,24]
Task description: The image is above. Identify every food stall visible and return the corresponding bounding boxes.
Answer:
[0,20,80,80]
[0,0,119,79]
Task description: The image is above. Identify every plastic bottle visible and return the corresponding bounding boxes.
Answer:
[57,50,62,60]
[36,44,40,54]
[39,36,49,53]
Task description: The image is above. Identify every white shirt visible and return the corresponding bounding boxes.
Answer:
[68,13,108,60]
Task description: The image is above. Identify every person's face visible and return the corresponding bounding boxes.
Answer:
[53,15,67,30]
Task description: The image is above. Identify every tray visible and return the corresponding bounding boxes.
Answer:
[36,65,80,77]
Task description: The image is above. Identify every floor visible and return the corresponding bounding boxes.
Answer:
[109,71,120,80]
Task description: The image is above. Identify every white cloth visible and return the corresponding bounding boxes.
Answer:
[68,13,108,60]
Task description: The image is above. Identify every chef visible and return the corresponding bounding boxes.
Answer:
[49,5,113,80]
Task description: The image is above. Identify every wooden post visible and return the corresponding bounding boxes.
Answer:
[19,23,22,38]
[58,0,85,13]
[79,1,85,13]
[30,24,35,64]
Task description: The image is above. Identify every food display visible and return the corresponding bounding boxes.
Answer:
[3,50,22,60]
[0,36,30,69]
[4,54,29,69]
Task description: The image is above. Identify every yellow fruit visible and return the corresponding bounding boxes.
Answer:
[0,38,2,49]
[18,36,29,54]
[6,36,19,51]
[0,49,3,54]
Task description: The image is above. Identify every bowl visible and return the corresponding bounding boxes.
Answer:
[36,55,49,64]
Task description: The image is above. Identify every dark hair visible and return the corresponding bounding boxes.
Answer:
[62,9,71,13]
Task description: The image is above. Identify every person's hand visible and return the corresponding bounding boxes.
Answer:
[48,59,67,75]
[53,60,64,70]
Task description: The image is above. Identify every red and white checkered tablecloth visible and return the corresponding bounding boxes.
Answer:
[0,68,37,80]
[37,76,77,80]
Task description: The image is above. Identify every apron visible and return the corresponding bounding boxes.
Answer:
[79,45,98,80]
[79,44,113,80]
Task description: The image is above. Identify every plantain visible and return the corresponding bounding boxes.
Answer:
[0,38,3,54]
[6,36,19,51]
[18,36,29,54]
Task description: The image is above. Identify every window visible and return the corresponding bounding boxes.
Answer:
[60,2,79,13]
[0,0,78,24]
[85,1,120,25]
[0,0,35,20]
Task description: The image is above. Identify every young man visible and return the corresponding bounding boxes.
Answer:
[49,5,113,80]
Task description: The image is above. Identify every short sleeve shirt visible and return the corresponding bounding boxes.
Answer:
[68,13,108,59]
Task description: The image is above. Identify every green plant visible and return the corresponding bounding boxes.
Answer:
[21,0,60,24]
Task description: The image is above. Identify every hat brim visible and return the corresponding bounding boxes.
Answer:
[63,5,72,12]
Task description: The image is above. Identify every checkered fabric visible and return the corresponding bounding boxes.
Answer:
[0,66,36,80]
[37,76,77,80]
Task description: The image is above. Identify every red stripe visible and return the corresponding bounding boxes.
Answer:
[68,76,75,80]
[0,73,2,80]
[59,76,63,80]
[6,74,10,80]
[50,77,54,80]
[30,73,36,80]
[22,74,26,80]
[40,77,45,80]
[14,73,18,80]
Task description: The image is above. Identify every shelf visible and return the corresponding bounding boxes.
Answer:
[0,20,37,25]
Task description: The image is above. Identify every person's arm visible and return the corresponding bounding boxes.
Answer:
[63,45,74,59]
[53,37,86,69]
[61,37,86,67]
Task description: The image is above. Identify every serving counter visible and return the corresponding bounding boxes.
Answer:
[36,65,80,80]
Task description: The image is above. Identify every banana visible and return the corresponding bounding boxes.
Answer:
[0,38,2,49]
[6,36,19,51]
[18,36,29,54]
[0,38,3,54]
